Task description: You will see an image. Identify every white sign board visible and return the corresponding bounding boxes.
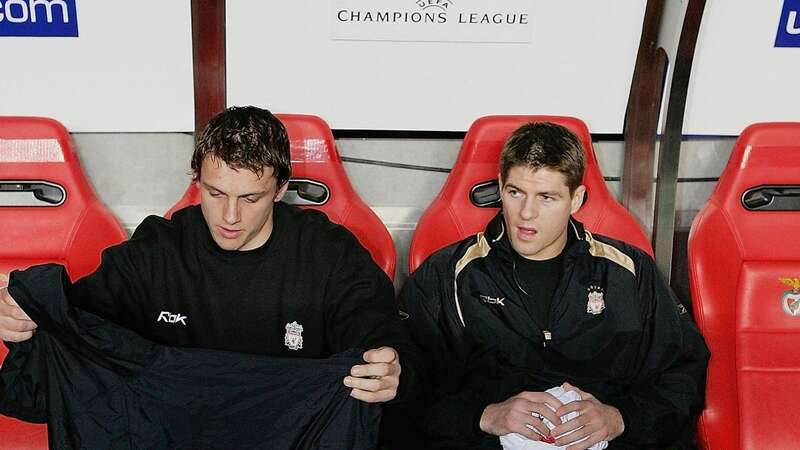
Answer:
[684,0,800,135]
[228,1,647,133]
[0,1,194,132]
[331,0,532,43]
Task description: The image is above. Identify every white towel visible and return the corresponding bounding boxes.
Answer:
[499,386,608,450]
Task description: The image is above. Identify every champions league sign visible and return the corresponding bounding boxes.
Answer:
[331,0,532,43]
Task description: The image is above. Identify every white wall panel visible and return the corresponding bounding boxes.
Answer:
[227,1,646,133]
[685,0,800,135]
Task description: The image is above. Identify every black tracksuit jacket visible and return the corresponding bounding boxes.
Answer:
[398,213,709,449]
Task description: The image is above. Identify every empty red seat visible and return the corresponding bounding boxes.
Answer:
[689,122,800,450]
[0,116,128,449]
[408,115,653,273]
[166,114,397,280]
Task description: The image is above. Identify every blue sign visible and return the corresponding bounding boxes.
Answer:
[0,0,78,37]
[776,0,800,47]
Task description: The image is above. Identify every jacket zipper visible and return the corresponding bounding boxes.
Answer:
[512,260,551,348]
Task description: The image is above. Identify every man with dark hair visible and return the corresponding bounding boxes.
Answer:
[0,106,416,404]
[399,122,709,449]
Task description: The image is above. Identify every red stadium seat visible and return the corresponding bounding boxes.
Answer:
[0,116,128,449]
[689,123,800,450]
[166,114,397,280]
[408,115,653,273]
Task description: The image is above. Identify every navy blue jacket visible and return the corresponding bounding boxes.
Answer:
[0,265,380,450]
[399,214,709,449]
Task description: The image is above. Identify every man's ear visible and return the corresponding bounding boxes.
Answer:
[274,180,290,202]
[570,185,586,214]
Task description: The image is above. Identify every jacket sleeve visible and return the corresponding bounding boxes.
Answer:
[604,255,710,447]
[398,254,506,448]
[1,264,156,424]
[322,230,422,404]
[0,266,72,423]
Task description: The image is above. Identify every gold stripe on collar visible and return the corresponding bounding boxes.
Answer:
[453,232,492,327]
[585,231,636,276]
[492,221,505,243]
[455,232,491,278]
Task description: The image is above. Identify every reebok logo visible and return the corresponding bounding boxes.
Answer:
[480,294,505,306]
[157,311,187,326]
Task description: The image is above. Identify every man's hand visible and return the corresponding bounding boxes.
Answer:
[551,383,625,450]
[479,391,564,442]
[344,346,401,403]
[0,287,37,342]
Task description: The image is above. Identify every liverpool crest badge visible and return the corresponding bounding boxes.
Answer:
[779,278,800,317]
[284,321,304,350]
[586,285,605,315]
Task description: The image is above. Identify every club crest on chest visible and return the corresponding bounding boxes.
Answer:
[586,284,605,315]
[284,321,304,350]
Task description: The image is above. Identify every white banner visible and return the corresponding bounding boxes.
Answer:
[331,0,533,43]
[228,1,646,132]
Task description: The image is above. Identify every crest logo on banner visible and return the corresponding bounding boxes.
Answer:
[0,0,79,37]
[415,0,453,11]
[776,0,800,47]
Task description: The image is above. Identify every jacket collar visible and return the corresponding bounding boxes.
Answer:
[483,211,589,262]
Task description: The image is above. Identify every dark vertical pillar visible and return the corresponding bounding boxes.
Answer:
[191,0,226,137]
[622,0,667,238]
[653,0,706,281]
